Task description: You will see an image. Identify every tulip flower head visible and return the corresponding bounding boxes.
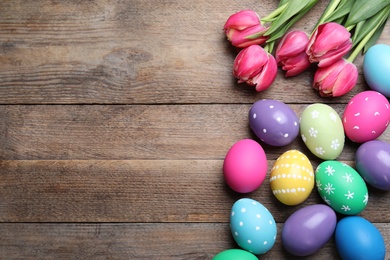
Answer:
[233,45,277,92]
[306,22,352,68]
[276,30,311,77]
[224,10,269,48]
[313,58,358,97]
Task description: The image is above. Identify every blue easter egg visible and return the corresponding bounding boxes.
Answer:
[363,44,390,97]
[335,216,385,260]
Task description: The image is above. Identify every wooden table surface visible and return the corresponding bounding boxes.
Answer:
[1,0,390,259]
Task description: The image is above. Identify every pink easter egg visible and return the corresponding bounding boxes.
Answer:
[223,139,267,193]
[343,91,390,143]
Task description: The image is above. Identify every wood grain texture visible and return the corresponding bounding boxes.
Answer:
[1,159,390,223]
[0,0,387,105]
[1,0,390,259]
[1,104,388,160]
[1,222,390,259]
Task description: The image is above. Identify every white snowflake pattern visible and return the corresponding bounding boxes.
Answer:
[324,183,335,195]
[341,205,351,212]
[325,165,335,176]
[301,134,307,143]
[311,110,320,119]
[343,173,354,183]
[316,147,325,155]
[344,191,354,200]
[363,193,369,205]
[322,195,331,205]
[308,127,318,138]
[316,180,322,191]
[330,139,340,150]
[329,112,338,122]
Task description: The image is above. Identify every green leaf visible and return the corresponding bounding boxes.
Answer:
[345,0,390,26]
[264,0,318,36]
[351,6,390,49]
[266,0,317,43]
[363,22,387,53]
[324,0,354,23]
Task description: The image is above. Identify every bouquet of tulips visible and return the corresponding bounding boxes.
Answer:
[224,0,390,97]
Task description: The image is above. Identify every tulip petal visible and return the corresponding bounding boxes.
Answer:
[233,45,268,82]
[252,54,278,91]
[224,10,260,31]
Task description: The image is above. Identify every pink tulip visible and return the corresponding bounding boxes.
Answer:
[224,10,269,48]
[313,58,358,97]
[233,45,277,92]
[276,30,311,77]
[306,22,352,68]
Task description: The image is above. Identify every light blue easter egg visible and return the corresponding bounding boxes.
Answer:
[363,44,390,97]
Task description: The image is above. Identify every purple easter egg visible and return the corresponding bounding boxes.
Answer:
[249,99,299,146]
[282,204,337,256]
[356,140,390,190]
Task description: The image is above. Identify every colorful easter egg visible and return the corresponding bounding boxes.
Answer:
[282,204,337,256]
[315,161,368,215]
[363,44,390,97]
[300,103,345,160]
[230,198,277,255]
[335,216,386,260]
[270,150,314,205]
[213,249,258,260]
[249,99,299,146]
[343,91,390,143]
[223,139,267,193]
[356,140,390,190]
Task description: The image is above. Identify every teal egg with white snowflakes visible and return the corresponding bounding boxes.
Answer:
[300,103,345,160]
[315,161,368,215]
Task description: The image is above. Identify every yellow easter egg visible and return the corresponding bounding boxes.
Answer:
[270,150,314,206]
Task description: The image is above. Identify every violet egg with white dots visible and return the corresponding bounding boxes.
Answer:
[249,99,299,146]
[230,198,277,255]
[343,90,390,143]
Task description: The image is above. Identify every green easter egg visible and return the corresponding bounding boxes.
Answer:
[213,249,258,260]
[316,161,368,215]
[300,104,345,160]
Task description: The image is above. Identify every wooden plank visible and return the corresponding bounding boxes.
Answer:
[0,1,388,104]
[0,160,389,223]
[1,222,389,259]
[1,104,387,161]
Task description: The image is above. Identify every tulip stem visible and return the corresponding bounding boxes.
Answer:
[261,2,289,23]
[312,0,342,33]
[345,25,355,32]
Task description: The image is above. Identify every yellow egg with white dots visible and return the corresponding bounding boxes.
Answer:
[270,150,314,206]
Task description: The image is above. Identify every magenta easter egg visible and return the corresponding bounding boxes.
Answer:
[343,91,390,143]
[223,139,267,193]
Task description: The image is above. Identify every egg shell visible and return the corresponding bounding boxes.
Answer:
[249,99,299,146]
[356,140,390,190]
[343,91,390,143]
[212,249,258,260]
[282,204,337,256]
[335,216,386,260]
[223,139,267,193]
[315,161,368,215]
[230,198,277,255]
[300,103,345,160]
[270,150,314,206]
[363,44,390,97]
